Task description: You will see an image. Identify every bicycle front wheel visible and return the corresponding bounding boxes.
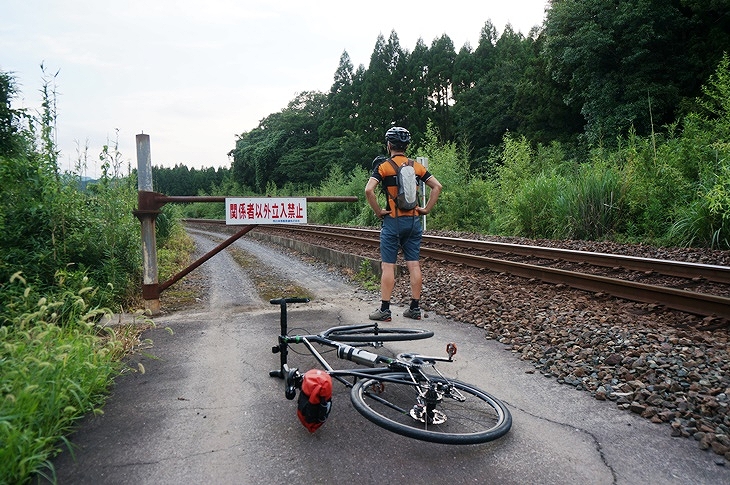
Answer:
[323,324,433,343]
[351,372,511,444]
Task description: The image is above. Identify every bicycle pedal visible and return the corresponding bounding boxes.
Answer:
[285,367,300,400]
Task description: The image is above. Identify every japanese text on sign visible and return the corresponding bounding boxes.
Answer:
[225,197,307,225]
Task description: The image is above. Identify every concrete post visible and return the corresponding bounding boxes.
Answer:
[135,134,160,315]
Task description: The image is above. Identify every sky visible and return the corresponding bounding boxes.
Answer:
[2,0,548,178]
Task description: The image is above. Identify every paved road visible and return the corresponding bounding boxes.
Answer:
[45,233,730,484]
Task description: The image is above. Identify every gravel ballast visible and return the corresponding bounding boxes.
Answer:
[189,223,730,462]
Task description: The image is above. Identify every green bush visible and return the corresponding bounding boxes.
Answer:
[431,177,494,232]
[667,54,730,249]
[494,134,541,202]
[0,100,142,310]
[308,164,371,226]
[501,172,567,238]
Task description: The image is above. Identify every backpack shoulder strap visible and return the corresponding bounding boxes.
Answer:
[381,158,398,188]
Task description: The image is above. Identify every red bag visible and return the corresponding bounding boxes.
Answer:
[297,369,332,432]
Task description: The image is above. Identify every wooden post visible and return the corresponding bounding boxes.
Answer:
[135,134,160,315]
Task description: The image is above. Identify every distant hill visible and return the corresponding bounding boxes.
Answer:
[77,176,98,190]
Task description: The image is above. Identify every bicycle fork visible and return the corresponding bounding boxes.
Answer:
[269,298,309,399]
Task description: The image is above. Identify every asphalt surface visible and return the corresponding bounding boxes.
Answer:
[42,233,730,484]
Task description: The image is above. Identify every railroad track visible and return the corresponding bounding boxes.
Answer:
[184,220,730,320]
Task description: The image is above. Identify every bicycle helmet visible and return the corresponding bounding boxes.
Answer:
[385,126,411,146]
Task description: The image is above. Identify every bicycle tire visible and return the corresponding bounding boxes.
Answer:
[324,325,434,343]
[350,372,511,444]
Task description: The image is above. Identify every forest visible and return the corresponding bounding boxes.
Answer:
[168,0,730,249]
[226,1,728,187]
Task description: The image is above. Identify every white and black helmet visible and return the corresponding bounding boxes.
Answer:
[385,126,411,146]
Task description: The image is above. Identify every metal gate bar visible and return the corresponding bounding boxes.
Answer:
[134,133,357,314]
[157,224,258,294]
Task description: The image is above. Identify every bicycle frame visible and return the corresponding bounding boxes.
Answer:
[269,298,452,394]
[268,297,512,444]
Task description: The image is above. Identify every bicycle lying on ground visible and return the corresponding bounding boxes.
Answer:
[269,297,512,445]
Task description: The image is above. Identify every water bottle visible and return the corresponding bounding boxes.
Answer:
[337,345,380,367]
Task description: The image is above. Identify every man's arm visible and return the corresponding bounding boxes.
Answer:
[365,177,391,218]
[416,175,442,215]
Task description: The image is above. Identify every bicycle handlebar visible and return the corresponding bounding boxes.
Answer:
[270,297,310,304]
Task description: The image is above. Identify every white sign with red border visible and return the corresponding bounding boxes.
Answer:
[225,197,307,225]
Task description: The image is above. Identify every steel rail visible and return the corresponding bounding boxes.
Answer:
[422,235,730,285]
[278,224,730,285]
[261,225,730,319]
[418,246,730,320]
[184,221,730,319]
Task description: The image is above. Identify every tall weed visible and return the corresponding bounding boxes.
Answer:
[308,164,370,225]
[0,273,123,484]
[670,147,730,248]
[493,135,572,238]
[415,123,492,230]
[0,78,141,310]
[494,133,539,203]
[667,54,730,249]
[502,172,568,238]
[561,162,626,240]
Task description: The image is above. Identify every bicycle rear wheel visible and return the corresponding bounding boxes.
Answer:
[351,372,511,444]
[323,324,433,343]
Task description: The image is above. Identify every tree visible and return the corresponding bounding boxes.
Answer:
[427,34,457,140]
[452,43,475,97]
[319,51,356,140]
[357,31,409,143]
[543,0,730,145]
[152,164,230,196]
[0,71,24,158]
[230,91,327,191]
[473,20,499,75]
[511,29,583,146]
[453,25,535,160]
[402,38,431,142]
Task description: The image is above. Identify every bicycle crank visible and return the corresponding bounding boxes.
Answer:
[410,404,447,425]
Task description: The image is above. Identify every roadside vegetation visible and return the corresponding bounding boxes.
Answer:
[181,54,730,250]
[0,69,188,483]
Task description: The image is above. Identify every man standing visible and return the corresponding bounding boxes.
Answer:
[364,126,442,321]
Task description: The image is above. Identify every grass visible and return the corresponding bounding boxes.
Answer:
[0,274,146,484]
[354,259,380,291]
[228,247,313,302]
